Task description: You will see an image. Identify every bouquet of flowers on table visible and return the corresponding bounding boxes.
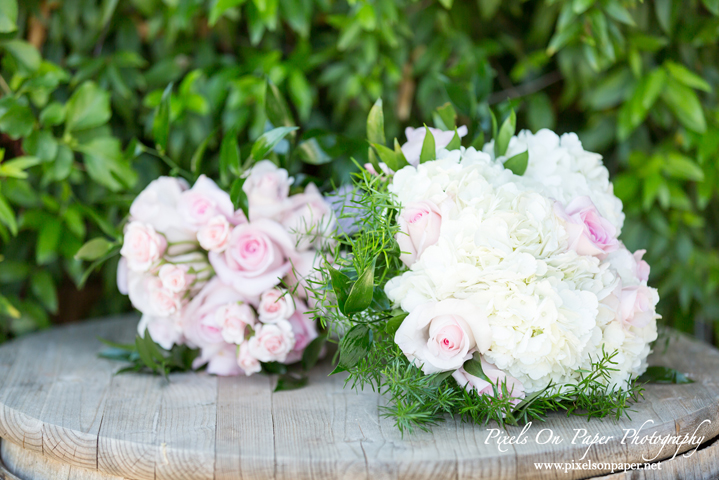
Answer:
[110,158,334,379]
[311,101,664,432]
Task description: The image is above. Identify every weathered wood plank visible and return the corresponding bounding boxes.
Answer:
[0,318,718,480]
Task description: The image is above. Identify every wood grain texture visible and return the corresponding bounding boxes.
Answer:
[0,317,718,480]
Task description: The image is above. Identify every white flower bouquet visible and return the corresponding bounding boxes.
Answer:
[311,102,668,432]
[103,149,334,382]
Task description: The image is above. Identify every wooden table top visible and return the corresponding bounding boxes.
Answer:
[0,316,718,480]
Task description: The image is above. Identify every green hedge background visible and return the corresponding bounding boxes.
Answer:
[0,0,717,345]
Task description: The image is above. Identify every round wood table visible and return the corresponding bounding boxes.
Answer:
[0,316,718,480]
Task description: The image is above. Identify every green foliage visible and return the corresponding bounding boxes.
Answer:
[0,0,716,347]
[98,333,200,378]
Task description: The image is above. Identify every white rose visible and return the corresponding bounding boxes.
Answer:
[243,160,293,220]
[158,264,191,293]
[237,342,262,376]
[395,299,492,374]
[214,302,257,344]
[129,176,195,243]
[197,215,232,252]
[120,221,167,272]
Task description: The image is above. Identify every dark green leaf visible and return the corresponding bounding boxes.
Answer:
[135,331,159,370]
[385,311,408,335]
[152,83,172,153]
[434,102,456,130]
[664,61,711,92]
[638,366,693,384]
[344,258,376,315]
[274,373,308,392]
[332,324,373,374]
[0,294,20,318]
[463,353,491,382]
[297,137,332,165]
[654,0,674,34]
[419,125,436,164]
[301,334,326,371]
[78,137,137,192]
[221,131,241,177]
[0,101,34,139]
[262,361,288,374]
[65,82,111,133]
[230,177,249,218]
[36,217,62,265]
[3,40,41,72]
[191,131,214,175]
[604,1,636,26]
[328,267,351,315]
[503,150,528,175]
[266,80,294,128]
[661,78,707,133]
[30,270,57,314]
[209,0,248,25]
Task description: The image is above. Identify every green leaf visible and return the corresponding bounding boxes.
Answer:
[78,137,137,192]
[654,0,674,34]
[0,101,34,139]
[39,103,65,127]
[663,153,705,181]
[371,142,409,172]
[572,0,594,15]
[617,68,667,141]
[0,294,20,319]
[367,98,386,145]
[664,61,711,92]
[301,334,326,371]
[0,193,16,236]
[190,131,213,174]
[604,1,636,26]
[494,110,516,158]
[297,138,332,165]
[463,353,491,383]
[638,366,693,384]
[220,131,241,178]
[445,128,461,151]
[262,361,288,375]
[385,312,408,335]
[75,237,115,261]
[332,324,373,374]
[503,150,529,175]
[0,0,18,34]
[661,78,707,133]
[434,102,456,130]
[135,331,159,371]
[547,23,581,56]
[478,0,501,20]
[65,82,111,133]
[30,270,57,314]
[230,177,249,219]
[343,258,376,315]
[36,217,62,265]
[266,80,294,128]
[702,0,719,15]
[471,131,485,150]
[209,0,247,25]
[152,83,172,153]
[438,0,452,9]
[100,0,120,28]
[23,130,57,163]
[0,156,40,179]
[2,40,41,72]
[274,373,308,392]
[419,125,436,164]
[249,126,298,161]
[328,267,352,315]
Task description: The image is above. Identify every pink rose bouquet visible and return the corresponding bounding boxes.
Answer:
[116,161,333,377]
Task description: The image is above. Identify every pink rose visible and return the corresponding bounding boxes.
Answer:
[397,200,442,266]
[147,278,182,317]
[281,183,336,251]
[452,358,525,405]
[618,285,659,328]
[137,314,183,350]
[158,264,191,293]
[243,160,293,220]
[395,299,492,374]
[401,126,468,166]
[363,162,394,176]
[214,302,256,344]
[121,221,167,272]
[178,175,239,228]
[197,215,231,252]
[634,249,650,282]
[248,320,295,363]
[182,278,251,349]
[556,196,619,258]
[209,219,297,296]
[283,301,319,364]
[129,176,195,243]
[258,288,296,323]
[237,342,261,376]
[193,343,242,376]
